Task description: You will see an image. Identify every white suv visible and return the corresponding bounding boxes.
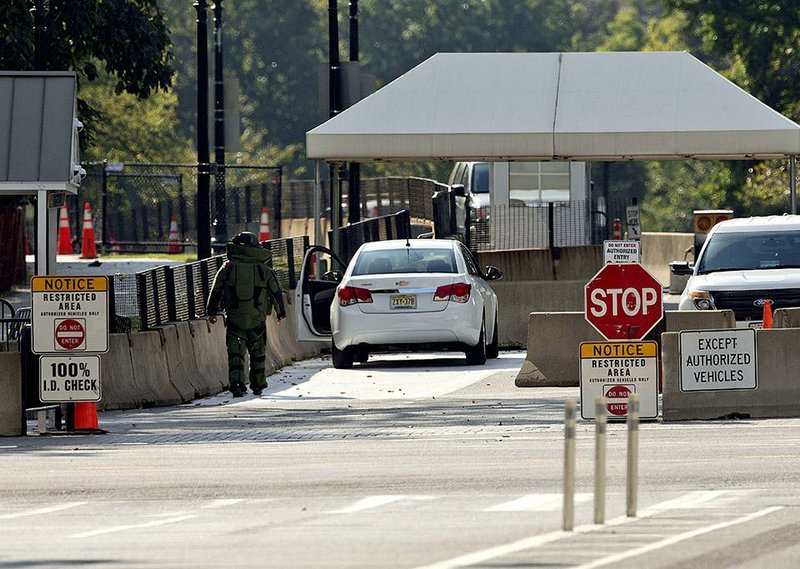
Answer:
[673,215,800,325]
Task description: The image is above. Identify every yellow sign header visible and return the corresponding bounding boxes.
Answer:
[31,276,108,292]
[580,341,658,358]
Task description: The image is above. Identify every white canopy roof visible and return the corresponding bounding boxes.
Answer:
[307,51,800,162]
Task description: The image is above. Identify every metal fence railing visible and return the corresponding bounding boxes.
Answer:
[468,198,629,251]
[329,211,412,266]
[125,235,309,331]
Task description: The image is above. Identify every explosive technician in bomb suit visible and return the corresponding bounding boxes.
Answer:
[207,231,286,397]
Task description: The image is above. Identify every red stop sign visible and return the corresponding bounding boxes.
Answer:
[606,385,632,416]
[55,319,85,350]
[585,263,663,340]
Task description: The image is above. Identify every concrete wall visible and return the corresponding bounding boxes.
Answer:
[476,247,602,282]
[515,310,735,388]
[641,232,694,287]
[490,281,586,347]
[662,328,800,420]
[0,352,23,436]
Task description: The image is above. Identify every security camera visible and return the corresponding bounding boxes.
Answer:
[71,163,87,178]
[73,118,84,132]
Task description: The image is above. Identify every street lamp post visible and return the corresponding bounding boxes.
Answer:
[212,0,228,247]
[195,0,212,259]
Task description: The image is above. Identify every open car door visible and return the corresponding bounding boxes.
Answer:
[295,245,346,343]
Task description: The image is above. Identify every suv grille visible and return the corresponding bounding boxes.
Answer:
[711,288,800,320]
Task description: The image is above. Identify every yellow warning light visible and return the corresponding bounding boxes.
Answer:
[693,210,733,234]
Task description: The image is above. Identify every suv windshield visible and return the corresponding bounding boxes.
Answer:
[697,230,800,274]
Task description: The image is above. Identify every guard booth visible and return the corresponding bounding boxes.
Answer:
[0,71,83,436]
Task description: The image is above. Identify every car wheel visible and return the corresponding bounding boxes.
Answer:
[332,340,354,369]
[465,321,487,366]
[487,316,499,359]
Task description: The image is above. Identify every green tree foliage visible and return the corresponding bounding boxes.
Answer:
[0,0,174,147]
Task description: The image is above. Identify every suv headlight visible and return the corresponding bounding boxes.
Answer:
[688,289,714,310]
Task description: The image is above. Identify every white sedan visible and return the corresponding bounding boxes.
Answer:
[295,239,503,368]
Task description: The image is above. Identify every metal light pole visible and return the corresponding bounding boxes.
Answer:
[328,0,342,254]
[31,0,48,70]
[195,0,212,259]
[212,0,228,246]
[347,0,361,224]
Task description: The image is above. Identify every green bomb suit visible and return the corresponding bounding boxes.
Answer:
[207,242,286,395]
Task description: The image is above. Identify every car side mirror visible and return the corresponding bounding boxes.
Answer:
[451,184,466,197]
[484,265,503,281]
[322,270,343,282]
[669,261,694,276]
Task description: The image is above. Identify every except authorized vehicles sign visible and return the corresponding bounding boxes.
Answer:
[579,341,659,420]
[679,329,757,392]
[39,355,102,402]
[31,276,109,354]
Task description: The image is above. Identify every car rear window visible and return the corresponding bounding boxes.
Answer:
[352,248,457,275]
[698,230,800,273]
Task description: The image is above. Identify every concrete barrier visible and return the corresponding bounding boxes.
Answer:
[774,307,800,328]
[97,333,141,411]
[0,352,23,436]
[662,328,800,420]
[158,323,206,401]
[188,318,228,393]
[515,310,736,388]
[128,330,182,407]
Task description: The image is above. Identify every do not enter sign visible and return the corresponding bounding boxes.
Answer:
[585,263,663,341]
[55,319,85,351]
[605,384,632,416]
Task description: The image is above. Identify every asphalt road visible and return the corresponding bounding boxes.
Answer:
[2,351,800,568]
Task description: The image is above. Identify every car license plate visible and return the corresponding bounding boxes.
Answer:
[391,294,416,309]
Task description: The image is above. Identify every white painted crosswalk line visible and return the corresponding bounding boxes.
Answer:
[201,498,246,509]
[640,490,728,512]
[331,495,435,514]
[413,490,749,569]
[485,493,592,512]
[70,514,197,539]
[0,502,87,520]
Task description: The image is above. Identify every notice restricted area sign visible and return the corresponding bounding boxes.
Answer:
[679,329,757,392]
[31,276,109,354]
[579,341,659,420]
[39,355,102,402]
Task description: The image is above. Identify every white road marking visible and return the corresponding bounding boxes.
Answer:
[642,490,728,511]
[70,514,197,538]
[413,490,746,569]
[571,506,783,569]
[331,495,435,514]
[0,502,87,520]
[485,493,591,512]
[201,499,246,509]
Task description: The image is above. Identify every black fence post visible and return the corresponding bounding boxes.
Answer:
[165,267,177,323]
[244,185,252,224]
[136,272,149,330]
[150,269,162,326]
[274,168,283,238]
[285,238,296,290]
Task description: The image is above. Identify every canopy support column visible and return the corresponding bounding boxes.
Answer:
[790,156,797,214]
[314,160,322,246]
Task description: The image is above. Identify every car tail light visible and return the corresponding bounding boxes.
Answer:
[433,283,471,303]
[338,286,373,306]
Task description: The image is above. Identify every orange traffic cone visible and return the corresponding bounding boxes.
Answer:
[167,215,181,253]
[258,207,271,241]
[762,299,773,329]
[73,402,99,431]
[79,202,98,258]
[57,204,73,254]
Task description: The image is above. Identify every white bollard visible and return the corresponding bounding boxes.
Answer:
[594,397,607,524]
[626,393,640,517]
[563,398,577,531]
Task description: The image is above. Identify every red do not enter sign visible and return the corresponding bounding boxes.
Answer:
[585,263,663,341]
[55,319,85,350]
